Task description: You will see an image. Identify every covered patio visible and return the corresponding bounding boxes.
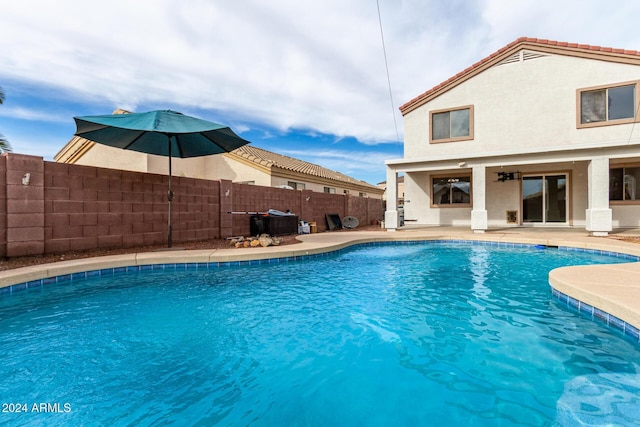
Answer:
[384,146,640,236]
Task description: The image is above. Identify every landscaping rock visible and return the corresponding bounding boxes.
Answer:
[258,234,273,247]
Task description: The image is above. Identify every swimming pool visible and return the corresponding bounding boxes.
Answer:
[1,242,639,426]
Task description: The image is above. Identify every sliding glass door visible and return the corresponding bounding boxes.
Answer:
[522,174,567,224]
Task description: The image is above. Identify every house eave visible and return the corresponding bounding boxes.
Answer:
[386,140,640,171]
[54,136,95,164]
[223,152,272,174]
[399,37,640,116]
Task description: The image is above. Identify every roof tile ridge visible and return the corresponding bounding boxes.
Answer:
[232,146,274,167]
[238,145,379,189]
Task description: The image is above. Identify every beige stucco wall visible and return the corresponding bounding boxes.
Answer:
[69,144,382,198]
[75,145,275,184]
[208,156,271,185]
[270,177,379,197]
[612,205,640,227]
[402,160,592,227]
[75,143,150,173]
[74,143,213,178]
[403,52,640,159]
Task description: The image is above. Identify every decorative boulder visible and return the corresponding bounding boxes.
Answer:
[258,234,273,247]
[229,236,244,246]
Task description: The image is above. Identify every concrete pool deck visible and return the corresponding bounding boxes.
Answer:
[2,226,640,333]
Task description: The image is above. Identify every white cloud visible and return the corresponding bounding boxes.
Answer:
[0,106,70,123]
[480,0,640,50]
[2,0,640,150]
[0,0,401,142]
[279,147,392,181]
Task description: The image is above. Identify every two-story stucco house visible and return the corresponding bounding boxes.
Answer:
[385,37,640,236]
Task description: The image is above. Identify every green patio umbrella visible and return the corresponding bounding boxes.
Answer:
[74,109,251,248]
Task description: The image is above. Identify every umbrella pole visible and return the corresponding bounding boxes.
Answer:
[167,136,173,248]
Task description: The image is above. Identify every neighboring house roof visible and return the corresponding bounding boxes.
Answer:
[400,37,640,115]
[377,175,404,186]
[55,109,381,193]
[54,108,131,164]
[228,145,379,191]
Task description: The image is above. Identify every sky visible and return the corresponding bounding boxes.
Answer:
[2,0,640,186]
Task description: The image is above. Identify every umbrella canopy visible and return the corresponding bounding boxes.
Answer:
[74,109,251,247]
[74,109,249,157]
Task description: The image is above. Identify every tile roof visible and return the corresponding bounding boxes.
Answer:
[400,37,640,114]
[229,145,379,189]
[56,109,380,192]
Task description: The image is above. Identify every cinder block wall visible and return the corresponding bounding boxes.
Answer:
[0,156,8,257]
[230,182,302,236]
[0,154,384,258]
[312,192,345,231]
[6,154,44,257]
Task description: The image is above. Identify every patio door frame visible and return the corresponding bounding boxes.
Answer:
[521,171,571,225]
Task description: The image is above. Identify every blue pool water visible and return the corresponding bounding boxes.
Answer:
[1,242,640,426]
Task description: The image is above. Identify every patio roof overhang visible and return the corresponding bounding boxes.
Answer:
[385,141,640,174]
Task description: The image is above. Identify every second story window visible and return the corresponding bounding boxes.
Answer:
[430,105,474,143]
[579,82,637,127]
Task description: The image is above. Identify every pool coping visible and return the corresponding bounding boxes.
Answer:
[2,227,640,337]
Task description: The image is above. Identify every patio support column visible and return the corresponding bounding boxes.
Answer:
[384,167,399,231]
[471,165,488,233]
[586,157,612,236]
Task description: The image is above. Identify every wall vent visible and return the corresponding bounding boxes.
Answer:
[522,51,546,61]
[497,50,548,66]
[498,52,520,66]
[506,210,518,224]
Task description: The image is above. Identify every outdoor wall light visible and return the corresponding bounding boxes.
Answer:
[22,173,30,186]
[225,190,230,197]
[496,171,522,182]
[458,161,466,167]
